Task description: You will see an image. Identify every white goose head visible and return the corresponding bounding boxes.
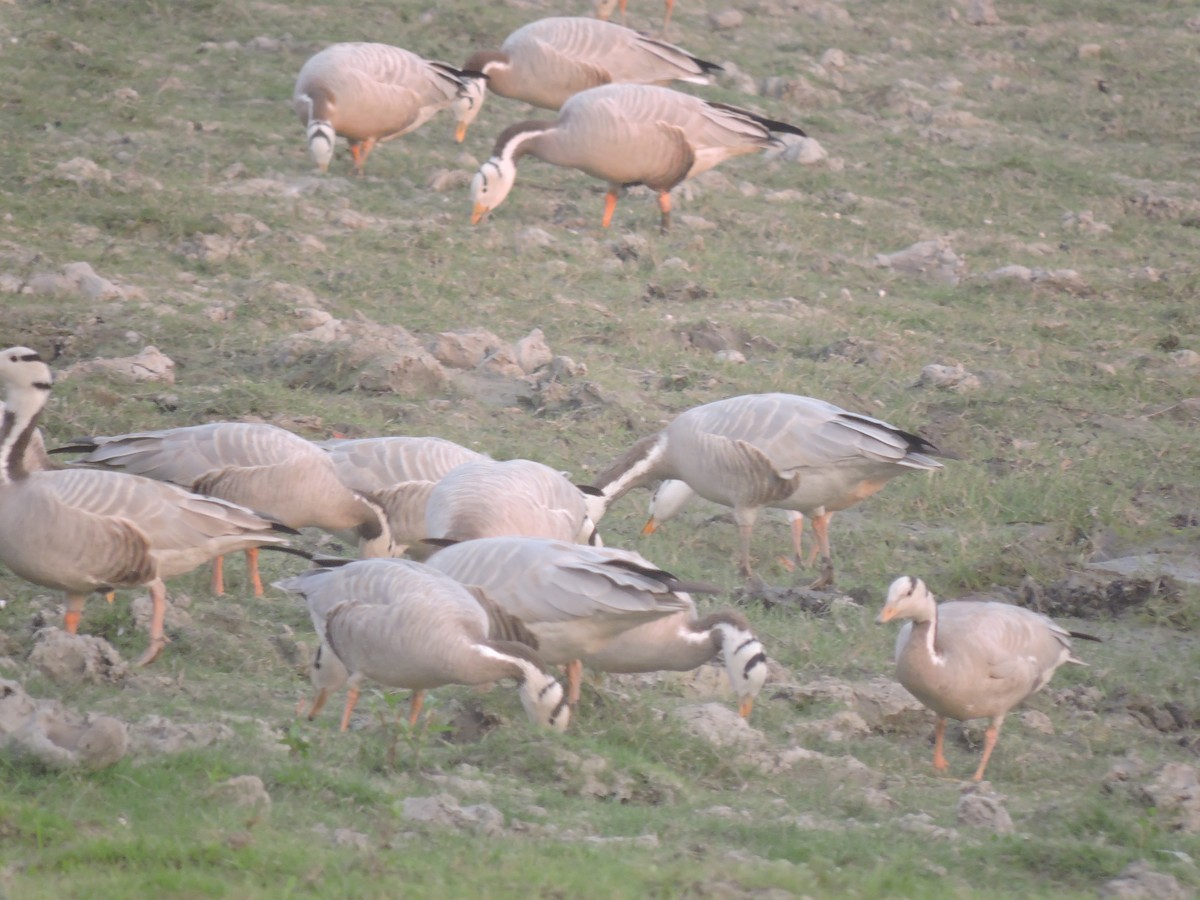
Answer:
[470,156,517,224]
[643,479,696,534]
[518,664,572,732]
[452,74,490,143]
[715,620,768,718]
[875,575,937,625]
[306,120,336,172]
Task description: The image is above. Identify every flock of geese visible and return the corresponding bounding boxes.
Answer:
[291,14,806,229]
[0,341,1098,781]
[0,0,1100,787]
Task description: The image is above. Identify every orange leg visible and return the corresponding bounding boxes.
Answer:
[339,682,361,732]
[932,717,949,772]
[63,594,85,634]
[662,0,675,33]
[565,659,584,706]
[777,512,806,571]
[620,0,628,24]
[806,511,836,589]
[210,554,225,596]
[304,686,330,721]
[136,579,170,667]
[972,722,1001,782]
[657,191,672,232]
[245,547,264,597]
[407,690,426,726]
[349,138,376,175]
[601,190,619,228]
[734,507,759,580]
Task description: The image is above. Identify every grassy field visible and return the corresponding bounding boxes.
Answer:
[2,0,1199,896]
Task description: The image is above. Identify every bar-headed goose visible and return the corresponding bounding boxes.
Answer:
[579,605,767,717]
[469,83,806,230]
[454,17,719,142]
[0,348,292,665]
[54,422,391,596]
[423,536,760,714]
[294,42,484,174]
[425,458,603,547]
[593,393,947,586]
[320,436,489,557]
[876,576,1098,782]
[275,558,570,732]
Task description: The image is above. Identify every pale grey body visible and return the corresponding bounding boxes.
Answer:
[275,558,569,731]
[321,436,488,556]
[425,458,601,547]
[594,393,945,584]
[455,17,717,140]
[0,348,289,665]
[470,83,805,229]
[877,575,1089,781]
[424,536,764,716]
[58,422,390,594]
[294,42,479,173]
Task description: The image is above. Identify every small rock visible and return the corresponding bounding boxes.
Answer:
[820,48,847,69]
[875,238,964,285]
[956,784,1015,833]
[1078,43,1104,60]
[1139,763,1200,832]
[674,702,766,749]
[1100,861,1188,899]
[213,775,272,811]
[29,628,128,685]
[709,9,744,29]
[1019,709,1055,735]
[965,0,1000,25]
[918,363,982,392]
[1169,349,1200,367]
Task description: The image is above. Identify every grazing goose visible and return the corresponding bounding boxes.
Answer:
[469,83,806,230]
[425,536,744,711]
[876,576,1098,782]
[54,423,391,596]
[425,458,604,547]
[275,558,570,732]
[592,393,947,586]
[0,348,292,665]
[594,0,676,35]
[294,42,484,174]
[320,436,489,557]
[453,17,719,142]
[579,605,767,717]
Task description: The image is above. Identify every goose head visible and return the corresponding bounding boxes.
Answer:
[0,347,52,412]
[875,575,936,625]
[306,120,336,172]
[716,620,768,718]
[519,666,571,732]
[356,496,399,558]
[642,479,695,534]
[470,156,517,224]
[452,74,489,143]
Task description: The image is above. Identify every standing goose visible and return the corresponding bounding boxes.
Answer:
[320,436,489,557]
[275,558,570,732]
[425,458,604,547]
[0,348,293,665]
[453,17,719,142]
[54,422,391,596]
[294,42,484,174]
[424,536,761,715]
[876,576,1098,782]
[592,393,947,586]
[469,83,806,230]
